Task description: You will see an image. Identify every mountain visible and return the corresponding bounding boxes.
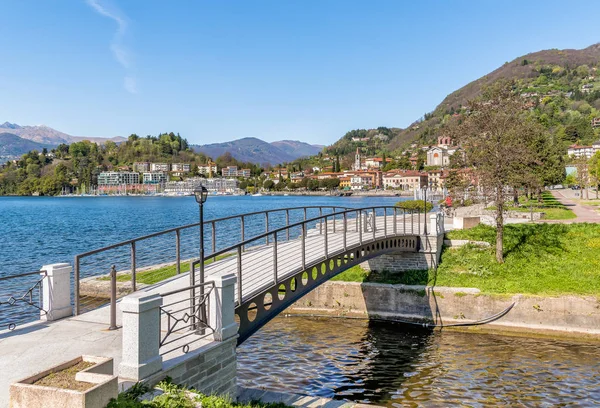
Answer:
[0,133,50,161]
[326,43,600,155]
[270,140,323,158]
[193,137,323,166]
[0,122,125,146]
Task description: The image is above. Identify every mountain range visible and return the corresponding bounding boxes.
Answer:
[192,138,323,166]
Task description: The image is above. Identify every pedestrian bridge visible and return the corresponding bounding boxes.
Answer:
[73,205,444,346]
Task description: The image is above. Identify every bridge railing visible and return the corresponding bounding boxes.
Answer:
[197,206,428,305]
[73,206,347,315]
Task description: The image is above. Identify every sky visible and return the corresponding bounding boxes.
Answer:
[0,1,598,146]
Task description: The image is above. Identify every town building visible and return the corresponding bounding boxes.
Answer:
[425,135,458,167]
[198,162,217,177]
[164,178,239,195]
[133,162,150,172]
[567,144,597,159]
[591,118,600,128]
[426,169,448,191]
[221,166,251,178]
[150,163,170,172]
[364,157,392,169]
[382,170,428,191]
[171,163,191,172]
[97,171,140,185]
[142,172,168,184]
[353,148,362,171]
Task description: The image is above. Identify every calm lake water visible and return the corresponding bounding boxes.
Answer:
[0,195,401,276]
[239,316,600,407]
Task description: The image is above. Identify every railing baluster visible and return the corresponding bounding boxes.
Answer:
[333,210,336,234]
[384,208,387,237]
[74,256,80,315]
[404,209,407,235]
[190,261,196,330]
[319,207,323,234]
[241,215,245,252]
[131,242,136,292]
[237,246,242,305]
[359,210,363,245]
[372,207,376,241]
[343,212,347,251]
[394,207,397,235]
[266,212,269,245]
[273,233,278,285]
[302,223,306,270]
[109,265,117,330]
[212,221,216,262]
[286,210,290,241]
[324,215,328,259]
[176,229,181,275]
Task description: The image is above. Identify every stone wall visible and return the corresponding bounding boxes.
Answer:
[363,233,444,272]
[287,281,600,338]
[146,337,237,398]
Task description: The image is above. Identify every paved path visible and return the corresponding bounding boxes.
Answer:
[550,190,600,223]
[0,213,443,407]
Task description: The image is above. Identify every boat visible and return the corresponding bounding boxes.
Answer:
[252,193,263,197]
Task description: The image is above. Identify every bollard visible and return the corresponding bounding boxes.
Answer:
[108,265,118,331]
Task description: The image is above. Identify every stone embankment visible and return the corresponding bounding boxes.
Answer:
[287,281,600,339]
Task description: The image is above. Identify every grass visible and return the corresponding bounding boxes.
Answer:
[487,191,576,220]
[332,223,600,297]
[33,360,95,392]
[107,378,291,408]
[97,254,233,285]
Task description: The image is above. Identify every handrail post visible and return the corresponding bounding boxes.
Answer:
[109,265,117,330]
[359,210,363,244]
[212,221,216,262]
[190,261,196,330]
[333,211,336,233]
[286,210,290,241]
[74,256,80,316]
[384,208,387,237]
[343,212,347,251]
[372,207,376,241]
[236,246,243,305]
[241,216,245,252]
[417,210,420,235]
[175,229,181,275]
[131,242,136,292]
[273,233,278,285]
[324,215,328,259]
[393,207,397,235]
[266,212,269,245]
[301,223,306,270]
[319,207,323,234]
[404,209,407,235]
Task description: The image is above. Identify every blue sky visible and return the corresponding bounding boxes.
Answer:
[0,1,598,145]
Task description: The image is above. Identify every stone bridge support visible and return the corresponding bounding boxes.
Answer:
[364,213,445,273]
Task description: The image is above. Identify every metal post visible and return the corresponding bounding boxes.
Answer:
[199,201,205,312]
[393,207,397,235]
[236,246,243,305]
[301,223,306,270]
[304,207,307,221]
[241,216,245,252]
[324,215,328,259]
[131,242,136,292]
[74,256,80,316]
[359,210,363,244]
[266,212,269,244]
[176,229,181,275]
[190,261,196,330]
[212,221,216,262]
[108,265,117,330]
[273,233,278,284]
[372,208,376,241]
[319,207,323,234]
[404,210,406,235]
[286,210,290,241]
[417,210,420,235]
[333,210,336,233]
[343,212,347,251]
[384,208,387,237]
[423,188,428,236]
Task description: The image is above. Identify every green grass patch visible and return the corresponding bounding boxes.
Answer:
[98,254,233,285]
[487,192,575,220]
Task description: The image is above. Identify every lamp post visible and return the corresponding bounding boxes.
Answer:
[193,185,209,331]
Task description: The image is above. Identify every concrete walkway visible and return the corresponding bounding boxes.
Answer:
[550,190,600,223]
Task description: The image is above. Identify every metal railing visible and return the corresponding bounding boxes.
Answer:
[74,206,347,315]
[158,278,215,356]
[0,270,47,331]
[201,206,427,306]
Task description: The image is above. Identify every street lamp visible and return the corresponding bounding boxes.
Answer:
[193,185,208,331]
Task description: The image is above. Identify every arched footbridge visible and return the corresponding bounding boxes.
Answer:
[74,205,443,348]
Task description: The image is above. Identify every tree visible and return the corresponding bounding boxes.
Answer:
[447,82,544,263]
[590,151,600,199]
[263,180,275,190]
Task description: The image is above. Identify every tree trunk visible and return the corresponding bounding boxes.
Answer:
[495,190,504,263]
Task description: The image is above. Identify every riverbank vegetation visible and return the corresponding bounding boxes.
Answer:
[335,223,600,296]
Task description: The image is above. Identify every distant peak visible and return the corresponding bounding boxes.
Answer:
[0,121,21,129]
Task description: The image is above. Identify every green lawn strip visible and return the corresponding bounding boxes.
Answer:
[487,193,575,220]
[332,224,600,297]
[97,253,234,285]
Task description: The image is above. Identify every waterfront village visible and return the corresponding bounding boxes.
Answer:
[77,137,462,196]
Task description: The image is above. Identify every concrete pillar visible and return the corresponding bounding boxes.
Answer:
[430,212,444,236]
[209,273,237,341]
[40,263,73,321]
[119,293,163,381]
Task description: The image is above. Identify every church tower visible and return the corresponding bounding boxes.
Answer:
[354,147,361,170]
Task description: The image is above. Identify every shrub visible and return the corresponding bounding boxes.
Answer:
[395,200,433,212]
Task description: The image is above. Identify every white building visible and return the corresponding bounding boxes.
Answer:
[171,163,191,172]
[198,164,217,176]
[142,172,168,184]
[150,163,170,172]
[98,172,139,185]
[567,144,599,159]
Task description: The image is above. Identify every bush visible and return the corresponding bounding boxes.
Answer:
[395,200,433,212]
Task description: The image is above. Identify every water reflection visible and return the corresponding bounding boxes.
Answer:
[238,316,600,406]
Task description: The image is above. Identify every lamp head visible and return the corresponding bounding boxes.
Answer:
[194,186,208,204]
